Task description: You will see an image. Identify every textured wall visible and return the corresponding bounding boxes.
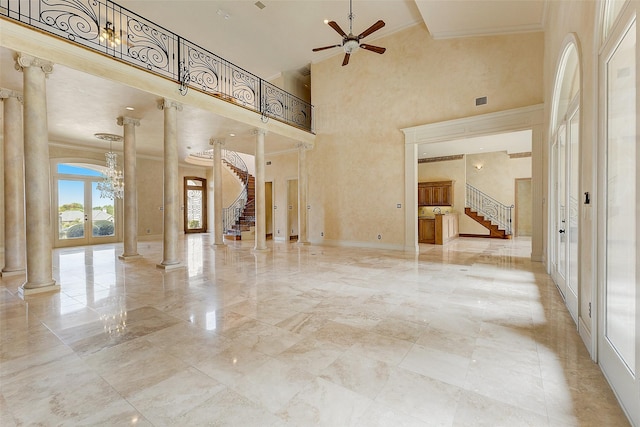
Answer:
[310,24,543,247]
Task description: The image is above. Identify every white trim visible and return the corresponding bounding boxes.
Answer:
[313,238,405,251]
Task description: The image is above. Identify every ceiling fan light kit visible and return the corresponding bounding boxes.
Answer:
[312,0,386,66]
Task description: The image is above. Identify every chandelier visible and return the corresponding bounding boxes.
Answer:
[94,133,124,199]
[99,22,121,47]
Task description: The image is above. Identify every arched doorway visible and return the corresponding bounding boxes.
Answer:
[549,37,581,324]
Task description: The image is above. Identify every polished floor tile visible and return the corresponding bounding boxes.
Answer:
[0,235,631,426]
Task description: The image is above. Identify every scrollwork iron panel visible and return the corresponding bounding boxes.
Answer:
[1,0,313,131]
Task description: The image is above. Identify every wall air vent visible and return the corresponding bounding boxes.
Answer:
[255,1,266,10]
[475,96,487,106]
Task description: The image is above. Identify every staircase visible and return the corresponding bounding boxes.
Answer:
[465,183,513,239]
[221,151,255,240]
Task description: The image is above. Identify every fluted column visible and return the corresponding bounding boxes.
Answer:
[211,138,225,247]
[117,116,141,261]
[296,142,312,245]
[1,89,26,276]
[15,54,58,295]
[253,129,268,252]
[157,98,184,270]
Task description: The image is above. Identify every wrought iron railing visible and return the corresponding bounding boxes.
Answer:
[1,0,313,132]
[191,149,250,235]
[466,183,514,235]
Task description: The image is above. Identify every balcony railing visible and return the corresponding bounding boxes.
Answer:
[1,0,313,132]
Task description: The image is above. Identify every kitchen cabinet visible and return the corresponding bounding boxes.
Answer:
[418,181,453,206]
[418,218,435,243]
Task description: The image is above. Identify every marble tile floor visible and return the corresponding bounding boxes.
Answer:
[0,235,630,426]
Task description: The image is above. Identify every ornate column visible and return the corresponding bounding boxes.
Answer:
[117,116,141,260]
[296,142,312,245]
[253,129,268,251]
[156,98,184,270]
[210,138,225,247]
[1,89,26,276]
[15,54,59,295]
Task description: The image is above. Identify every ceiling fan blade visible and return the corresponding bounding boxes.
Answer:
[357,20,385,40]
[342,53,350,66]
[328,21,347,38]
[360,44,386,54]
[312,44,342,52]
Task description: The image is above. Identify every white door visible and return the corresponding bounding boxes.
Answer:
[599,10,639,425]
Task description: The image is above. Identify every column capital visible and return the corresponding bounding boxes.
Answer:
[157,98,183,112]
[14,53,54,77]
[0,88,23,103]
[117,116,141,127]
[296,142,314,151]
[252,128,268,137]
[209,138,226,147]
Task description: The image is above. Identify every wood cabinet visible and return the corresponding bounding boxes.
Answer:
[418,181,453,206]
[418,218,435,243]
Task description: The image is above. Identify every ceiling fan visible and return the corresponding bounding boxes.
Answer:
[312,0,386,66]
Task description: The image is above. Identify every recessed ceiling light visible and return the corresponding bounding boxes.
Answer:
[229,133,236,137]
[125,106,135,111]
[324,19,329,24]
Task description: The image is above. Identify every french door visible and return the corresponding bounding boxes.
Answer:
[599,7,638,424]
[551,99,579,323]
[55,165,119,247]
[184,177,207,233]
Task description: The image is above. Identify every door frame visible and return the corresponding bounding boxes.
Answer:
[52,159,121,248]
[183,176,207,233]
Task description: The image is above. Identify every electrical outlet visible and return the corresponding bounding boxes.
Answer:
[397,204,401,208]
[321,232,324,237]
[146,228,151,234]
[377,234,382,240]
[277,229,280,234]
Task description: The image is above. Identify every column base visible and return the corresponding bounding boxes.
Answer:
[19,281,60,297]
[118,253,143,261]
[252,247,270,253]
[1,268,26,277]
[156,262,185,270]
[296,241,311,246]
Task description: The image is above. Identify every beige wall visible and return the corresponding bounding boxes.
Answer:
[516,178,533,236]
[310,24,543,247]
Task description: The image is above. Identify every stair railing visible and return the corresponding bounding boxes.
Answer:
[189,148,249,235]
[466,183,514,235]
[221,150,249,235]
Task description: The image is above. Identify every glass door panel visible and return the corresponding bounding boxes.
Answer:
[91,182,116,238]
[557,125,568,297]
[605,20,636,375]
[58,179,87,242]
[184,178,207,233]
[599,13,638,425]
[566,107,579,322]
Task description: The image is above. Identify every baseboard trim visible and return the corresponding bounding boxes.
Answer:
[459,233,492,238]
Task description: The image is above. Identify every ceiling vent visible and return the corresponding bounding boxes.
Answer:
[475,96,487,106]
[255,1,266,10]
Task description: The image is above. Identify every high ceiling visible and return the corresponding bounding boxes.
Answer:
[0,1,546,159]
